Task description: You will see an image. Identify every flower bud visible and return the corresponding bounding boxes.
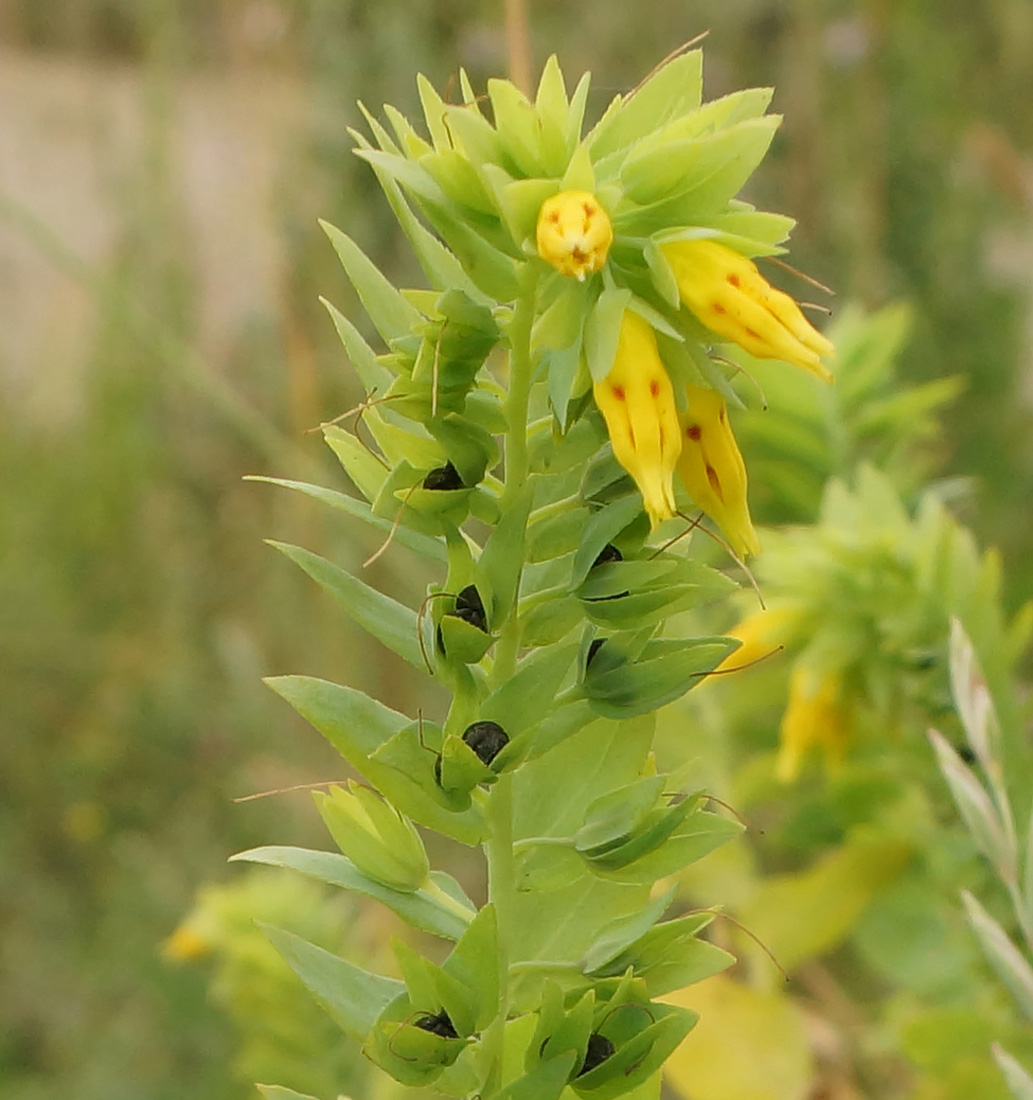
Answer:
[662,239,834,381]
[313,782,429,892]
[536,190,613,280]
[676,383,760,558]
[592,311,682,529]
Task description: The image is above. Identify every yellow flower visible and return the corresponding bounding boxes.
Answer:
[661,239,834,381]
[593,311,682,528]
[776,664,853,782]
[536,190,613,280]
[676,383,760,558]
[715,606,799,673]
[162,923,212,962]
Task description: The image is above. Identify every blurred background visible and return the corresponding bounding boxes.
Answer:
[2,2,1032,1099]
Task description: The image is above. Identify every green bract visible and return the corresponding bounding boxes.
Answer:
[235,49,827,1100]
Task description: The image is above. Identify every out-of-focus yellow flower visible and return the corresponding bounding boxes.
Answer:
[676,383,760,558]
[593,311,682,528]
[661,239,834,381]
[536,190,613,280]
[714,606,800,674]
[776,664,853,782]
[162,923,212,962]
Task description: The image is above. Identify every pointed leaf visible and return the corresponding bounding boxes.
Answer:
[962,891,1033,1024]
[261,923,403,1039]
[233,846,474,939]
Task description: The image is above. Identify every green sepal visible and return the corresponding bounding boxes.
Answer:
[267,541,424,671]
[438,612,494,664]
[370,720,474,813]
[534,55,575,174]
[444,904,501,1031]
[492,174,562,249]
[571,1000,698,1099]
[531,985,596,1076]
[439,732,497,792]
[393,939,477,1037]
[365,992,469,1086]
[582,885,678,973]
[571,495,646,586]
[265,676,486,844]
[364,408,445,469]
[499,1052,580,1100]
[428,412,499,487]
[403,483,475,522]
[584,636,736,718]
[591,810,744,885]
[574,776,668,857]
[589,913,736,995]
[259,923,403,1040]
[234,846,474,940]
[584,286,633,383]
[320,220,424,345]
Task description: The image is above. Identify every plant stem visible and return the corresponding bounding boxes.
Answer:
[481,266,539,1096]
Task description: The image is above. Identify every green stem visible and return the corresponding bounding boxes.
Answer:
[483,771,516,1096]
[481,266,540,1097]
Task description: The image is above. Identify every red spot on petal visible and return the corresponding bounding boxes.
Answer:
[706,464,724,501]
[548,212,560,223]
[744,327,759,340]
[712,303,726,315]
[727,273,741,288]
[649,379,660,398]
[612,386,626,402]
[686,424,702,441]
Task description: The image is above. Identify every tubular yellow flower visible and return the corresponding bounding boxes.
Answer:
[676,383,760,558]
[661,239,834,381]
[714,605,800,674]
[536,190,613,280]
[593,311,681,529]
[776,664,853,782]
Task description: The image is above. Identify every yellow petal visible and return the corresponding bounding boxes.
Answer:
[593,311,681,528]
[776,664,852,782]
[676,384,760,558]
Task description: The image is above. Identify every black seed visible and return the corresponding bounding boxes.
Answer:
[445,585,487,632]
[455,584,485,617]
[586,638,607,667]
[423,462,465,491]
[462,721,509,766]
[578,1032,615,1076]
[593,543,623,568]
[414,1009,459,1039]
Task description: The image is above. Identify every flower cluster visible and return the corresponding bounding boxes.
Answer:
[353,50,833,553]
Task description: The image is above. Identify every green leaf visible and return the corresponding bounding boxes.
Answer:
[232,846,474,940]
[245,476,447,562]
[498,1053,578,1100]
[583,885,677,971]
[444,905,500,1030]
[323,424,389,503]
[992,1044,1033,1100]
[321,296,395,393]
[587,51,703,159]
[481,642,580,743]
[571,495,646,586]
[266,676,486,845]
[260,923,403,1040]
[257,1087,322,1100]
[320,220,424,344]
[593,811,743,885]
[268,541,425,672]
[478,486,533,624]
[962,891,1033,1024]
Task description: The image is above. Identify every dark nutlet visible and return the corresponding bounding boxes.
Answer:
[414,1009,459,1039]
[461,720,509,766]
[423,462,465,492]
[592,543,623,567]
[577,1032,615,1076]
[586,638,607,667]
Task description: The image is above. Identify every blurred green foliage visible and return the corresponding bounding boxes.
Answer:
[2,1,1032,1099]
